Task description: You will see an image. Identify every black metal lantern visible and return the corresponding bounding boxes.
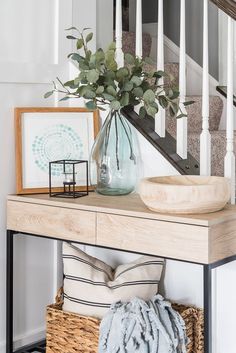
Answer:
[49,160,89,198]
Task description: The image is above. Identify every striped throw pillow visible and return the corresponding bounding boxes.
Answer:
[62,242,164,318]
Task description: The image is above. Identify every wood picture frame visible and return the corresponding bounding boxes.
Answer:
[15,107,100,195]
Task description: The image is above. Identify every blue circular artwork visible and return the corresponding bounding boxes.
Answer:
[32,124,84,176]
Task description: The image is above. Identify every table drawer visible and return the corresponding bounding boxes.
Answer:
[97,213,209,263]
[7,200,96,244]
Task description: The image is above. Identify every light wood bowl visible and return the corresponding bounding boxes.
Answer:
[139,175,231,214]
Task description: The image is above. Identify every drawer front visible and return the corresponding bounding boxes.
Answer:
[97,213,209,263]
[7,201,96,244]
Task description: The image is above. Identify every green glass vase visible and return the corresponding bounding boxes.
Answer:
[90,110,140,196]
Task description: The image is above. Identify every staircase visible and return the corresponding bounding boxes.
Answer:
[114,0,236,204]
[122,30,229,177]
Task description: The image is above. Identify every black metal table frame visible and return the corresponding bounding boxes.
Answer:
[6,229,236,353]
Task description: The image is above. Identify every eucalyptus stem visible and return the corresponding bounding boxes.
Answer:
[103,113,112,158]
[118,112,136,164]
[114,114,120,170]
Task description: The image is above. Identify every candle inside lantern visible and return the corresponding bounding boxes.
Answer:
[63,172,76,184]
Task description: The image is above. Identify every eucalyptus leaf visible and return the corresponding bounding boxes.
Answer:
[159,95,168,109]
[171,102,179,114]
[64,80,77,89]
[44,91,54,99]
[141,80,151,91]
[107,60,117,71]
[183,100,195,106]
[74,77,80,86]
[132,66,142,76]
[105,49,115,62]
[103,93,116,101]
[108,42,116,50]
[104,70,115,80]
[169,89,179,100]
[153,70,167,79]
[176,113,188,119]
[79,85,95,99]
[123,81,133,92]
[89,54,96,69]
[86,32,93,43]
[85,100,97,110]
[59,96,70,101]
[83,89,96,99]
[143,89,155,103]
[147,105,157,117]
[133,87,143,98]
[125,53,135,65]
[86,50,92,61]
[65,27,79,31]
[139,106,147,119]
[116,67,129,80]
[120,92,129,107]
[78,71,87,83]
[149,101,158,110]
[131,76,142,87]
[79,61,89,70]
[66,35,77,40]
[87,69,99,83]
[169,105,176,117]
[96,86,104,94]
[107,85,117,97]
[70,53,83,62]
[77,38,84,50]
[95,49,105,63]
[110,100,121,111]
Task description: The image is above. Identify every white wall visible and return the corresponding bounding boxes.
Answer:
[0,84,57,353]
[0,1,73,351]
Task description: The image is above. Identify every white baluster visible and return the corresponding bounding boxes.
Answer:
[177,0,187,159]
[155,0,166,137]
[135,0,142,58]
[134,0,142,115]
[224,16,235,204]
[200,0,211,176]
[115,0,124,68]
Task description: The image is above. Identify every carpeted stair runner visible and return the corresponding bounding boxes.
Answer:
[123,31,227,177]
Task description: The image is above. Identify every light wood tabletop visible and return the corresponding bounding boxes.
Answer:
[7,193,236,264]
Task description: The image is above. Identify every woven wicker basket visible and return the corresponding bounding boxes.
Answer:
[46,289,204,353]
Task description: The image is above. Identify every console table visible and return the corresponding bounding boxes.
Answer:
[6,193,236,353]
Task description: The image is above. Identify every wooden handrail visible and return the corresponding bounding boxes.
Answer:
[210,0,236,20]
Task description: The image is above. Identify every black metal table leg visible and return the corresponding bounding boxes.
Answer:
[204,264,212,353]
[6,230,14,353]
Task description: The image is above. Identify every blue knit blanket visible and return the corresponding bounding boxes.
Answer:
[99,295,188,353]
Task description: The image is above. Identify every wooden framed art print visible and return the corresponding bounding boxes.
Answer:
[15,107,99,194]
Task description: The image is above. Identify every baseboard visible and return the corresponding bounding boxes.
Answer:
[0,327,45,353]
